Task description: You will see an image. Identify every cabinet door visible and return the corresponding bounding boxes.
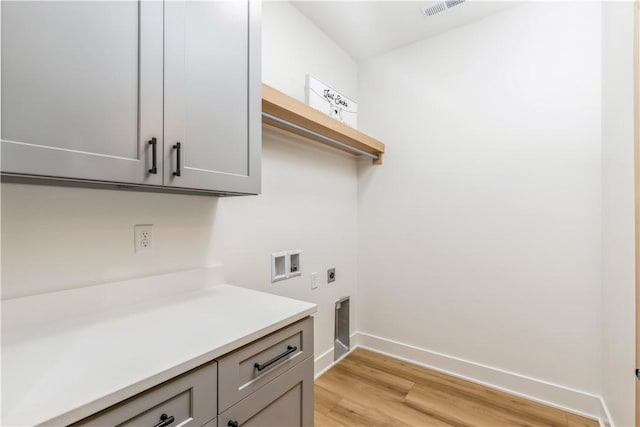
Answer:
[218,356,314,427]
[1,1,163,185]
[164,0,261,194]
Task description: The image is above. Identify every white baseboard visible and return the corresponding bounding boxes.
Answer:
[313,347,335,378]
[351,331,612,426]
[598,399,614,427]
[314,332,359,379]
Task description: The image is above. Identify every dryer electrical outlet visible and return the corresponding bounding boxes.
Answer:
[327,268,336,283]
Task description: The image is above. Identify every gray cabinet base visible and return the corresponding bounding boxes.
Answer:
[1,174,252,197]
[218,356,314,427]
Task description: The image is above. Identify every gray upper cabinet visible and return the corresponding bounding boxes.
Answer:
[1,1,164,186]
[164,0,261,194]
[1,0,261,195]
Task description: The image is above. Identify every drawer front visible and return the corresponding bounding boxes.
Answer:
[218,356,314,427]
[218,317,313,412]
[74,361,217,427]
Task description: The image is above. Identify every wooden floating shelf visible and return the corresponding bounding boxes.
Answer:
[261,83,385,164]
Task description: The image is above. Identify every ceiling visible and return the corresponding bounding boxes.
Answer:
[290,1,521,61]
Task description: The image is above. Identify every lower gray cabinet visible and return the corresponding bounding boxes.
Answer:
[69,317,314,427]
[218,357,314,427]
[216,317,314,427]
[73,361,217,427]
[218,317,313,412]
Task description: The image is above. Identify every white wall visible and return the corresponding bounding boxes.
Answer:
[602,2,636,426]
[261,1,357,102]
[220,1,359,369]
[1,0,359,373]
[358,0,603,405]
[1,186,220,297]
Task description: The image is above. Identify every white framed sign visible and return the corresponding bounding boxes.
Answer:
[305,75,358,129]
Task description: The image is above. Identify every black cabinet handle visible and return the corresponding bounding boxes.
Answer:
[148,137,157,174]
[254,345,297,372]
[173,142,181,177]
[227,421,239,427]
[153,413,174,427]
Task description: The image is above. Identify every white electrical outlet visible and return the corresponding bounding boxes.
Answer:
[134,224,153,253]
[310,272,318,290]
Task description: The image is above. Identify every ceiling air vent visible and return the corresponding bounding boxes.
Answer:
[423,2,447,16]
[422,0,466,17]
[445,0,466,8]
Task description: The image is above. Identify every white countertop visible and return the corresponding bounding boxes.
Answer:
[2,268,317,426]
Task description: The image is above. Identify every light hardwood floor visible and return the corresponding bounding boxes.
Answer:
[314,349,599,427]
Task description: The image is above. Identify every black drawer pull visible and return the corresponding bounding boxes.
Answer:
[148,137,157,174]
[153,413,174,427]
[173,142,181,177]
[254,345,297,372]
[228,421,239,427]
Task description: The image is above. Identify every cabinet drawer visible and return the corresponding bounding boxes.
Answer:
[217,317,313,412]
[218,356,314,427]
[74,361,217,427]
